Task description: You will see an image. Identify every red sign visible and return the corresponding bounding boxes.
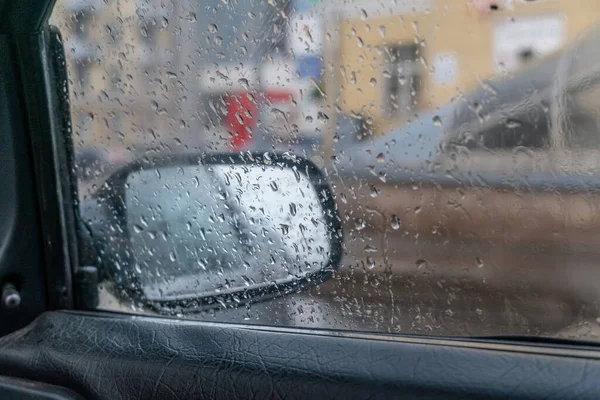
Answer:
[224,92,257,151]
[224,89,294,151]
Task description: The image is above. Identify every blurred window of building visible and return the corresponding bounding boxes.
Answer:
[383,45,420,119]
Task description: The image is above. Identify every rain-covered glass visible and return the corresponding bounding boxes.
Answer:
[52,0,600,339]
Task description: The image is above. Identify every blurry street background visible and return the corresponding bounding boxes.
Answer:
[52,0,600,338]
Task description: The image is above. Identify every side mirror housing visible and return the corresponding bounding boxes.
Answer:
[80,152,343,313]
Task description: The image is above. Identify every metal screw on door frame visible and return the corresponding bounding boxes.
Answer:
[2,284,21,309]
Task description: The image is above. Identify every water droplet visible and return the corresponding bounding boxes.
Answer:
[378,25,386,38]
[169,252,177,262]
[270,181,278,191]
[390,215,401,230]
[476,257,484,268]
[356,37,364,48]
[433,115,442,127]
[235,112,244,124]
[416,259,428,269]
[208,23,218,33]
[375,152,385,162]
[289,202,297,216]
[187,11,197,22]
[241,275,251,287]
[238,78,250,90]
[317,112,329,123]
[369,77,377,86]
[506,119,522,129]
[370,185,379,198]
[366,256,375,269]
[354,218,366,231]
[305,115,313,123]
[360,9,368,20]
[271,107,287,122]
[132,224,144,233]
[364,244,377,253]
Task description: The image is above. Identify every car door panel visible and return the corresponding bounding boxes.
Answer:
[0,311,600,400]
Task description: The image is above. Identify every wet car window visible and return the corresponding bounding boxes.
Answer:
[51,0,600,339]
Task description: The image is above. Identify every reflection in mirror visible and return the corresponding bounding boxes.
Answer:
[125,163,331,302]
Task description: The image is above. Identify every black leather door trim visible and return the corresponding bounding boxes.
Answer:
[0,311,599,400]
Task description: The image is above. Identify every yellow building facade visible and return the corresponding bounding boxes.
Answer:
[335,0,600,135]
[51,0,181,153]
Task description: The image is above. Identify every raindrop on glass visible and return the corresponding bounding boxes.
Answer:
[317,111,329,124]
[354,218,366,230]
[506,119,522,129]
[370,185,379,198]
[390,215,401,230]
[476,257,484,268]
[187,11,197,22]
[366,256,375,269]
[364,244,377,253]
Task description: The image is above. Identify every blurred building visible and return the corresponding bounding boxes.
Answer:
[330,0,600,135]
[51,0,297,166]
[51,0,182,164]
[51,0,600,162]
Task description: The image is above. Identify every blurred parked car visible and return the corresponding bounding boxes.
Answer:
[332,25,600,249]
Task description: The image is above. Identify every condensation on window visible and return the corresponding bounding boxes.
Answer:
[51,0,600,340]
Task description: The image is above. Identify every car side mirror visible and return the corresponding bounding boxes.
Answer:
[80,153,343,312]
